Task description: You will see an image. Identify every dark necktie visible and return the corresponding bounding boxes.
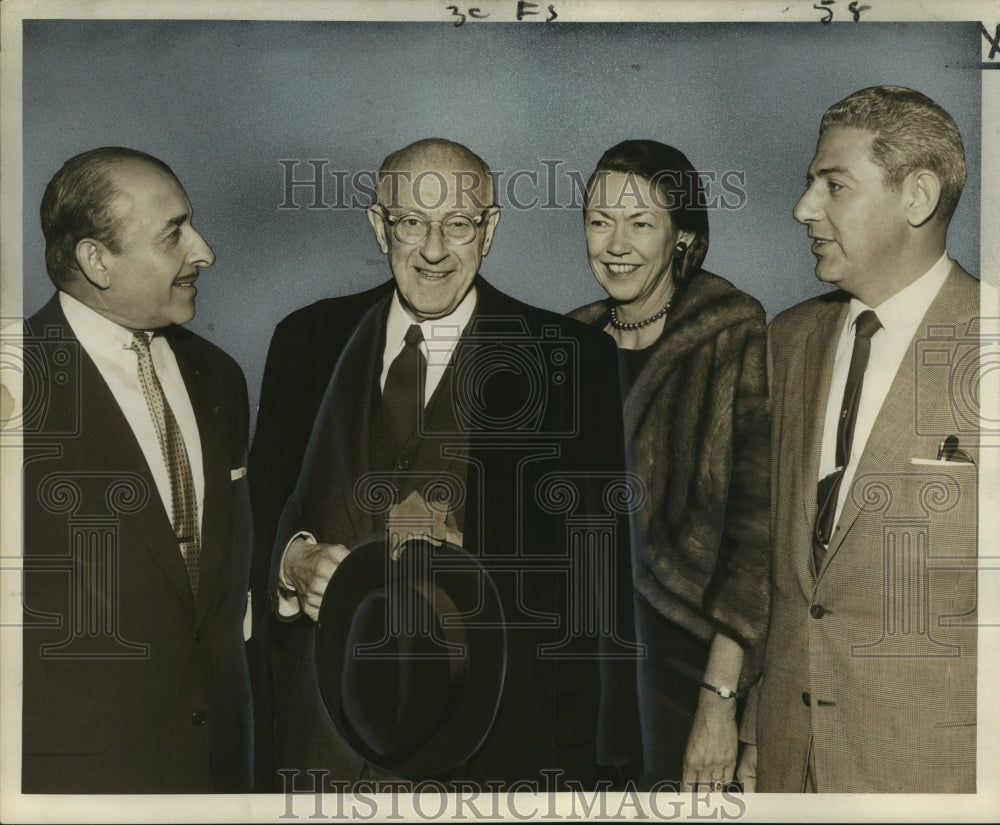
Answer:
[814,309,882,568]
[131,332,201,598]
[383,324,426,449]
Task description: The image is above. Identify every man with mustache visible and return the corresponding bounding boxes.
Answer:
[19,147,253,792]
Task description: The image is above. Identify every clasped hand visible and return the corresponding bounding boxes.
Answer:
[282,490,462,621]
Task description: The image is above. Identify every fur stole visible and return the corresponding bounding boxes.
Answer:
[571,271,771,686]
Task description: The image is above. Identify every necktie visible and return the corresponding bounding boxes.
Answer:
[814,309,882,569]
[383,324,426,450]
[131,332,201,598]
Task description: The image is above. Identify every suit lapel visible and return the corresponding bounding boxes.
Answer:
[798,299,847,532]
[822,265,975,564]
[330,296,391,542]
[822,347,917,565]
[421,359,468,479]
[460,281,543,554]
[84,352,197,609]
[31,298,197,609]
[170,334,228,619]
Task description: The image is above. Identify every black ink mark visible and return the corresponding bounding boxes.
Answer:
[515,2,556,22]
[814,0,834,25]
[982,23,1000,60]
[446,5,489,26]
[517,1,540,20]
[847,1,871,21]
[943,62,1000,69]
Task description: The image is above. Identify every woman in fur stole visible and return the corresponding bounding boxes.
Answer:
[569,140,770,790]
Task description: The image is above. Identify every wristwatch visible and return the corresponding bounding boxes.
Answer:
[700,680,743,699]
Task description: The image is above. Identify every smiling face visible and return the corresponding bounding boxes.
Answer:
[367,145,499,322]
[97,160,215,329]
[793,127,913,304]
[584,171,691,317]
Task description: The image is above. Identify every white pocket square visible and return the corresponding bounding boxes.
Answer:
[910,457,974,467]
[231,466,247,481]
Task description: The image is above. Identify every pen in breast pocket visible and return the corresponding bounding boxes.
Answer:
[936,435,959,461]
[935,435,974,464]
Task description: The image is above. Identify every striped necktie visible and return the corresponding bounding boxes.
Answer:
[131,332,201,598]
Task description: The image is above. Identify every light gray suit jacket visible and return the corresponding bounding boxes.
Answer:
[748,264,979,792]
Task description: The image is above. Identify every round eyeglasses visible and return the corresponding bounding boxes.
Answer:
[378,207,492,246]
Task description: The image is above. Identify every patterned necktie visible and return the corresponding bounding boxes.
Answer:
[383,324,426,450]
[814,309,882,569]
[131,332,201,598]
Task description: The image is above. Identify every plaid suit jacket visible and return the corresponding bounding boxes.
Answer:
[750,265,980,792]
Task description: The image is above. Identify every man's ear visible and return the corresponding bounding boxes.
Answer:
[905,169,942,227]
[74,238,113,289]
[366,205,390,254]
[480,206,501,256]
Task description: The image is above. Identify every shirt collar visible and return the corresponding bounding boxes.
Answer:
[847,251,951,335]
[58,290,148,353]
[385,285,478,354]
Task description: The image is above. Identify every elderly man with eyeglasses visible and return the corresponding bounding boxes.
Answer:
[249,138,641,791]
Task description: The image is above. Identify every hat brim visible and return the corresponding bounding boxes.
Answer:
[316,538,506,777]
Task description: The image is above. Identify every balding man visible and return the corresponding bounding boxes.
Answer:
[250,139,640,790]
[20,147,253,792]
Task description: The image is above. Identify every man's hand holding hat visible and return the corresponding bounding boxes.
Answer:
[282,538,351,622]
[282,491,461,621]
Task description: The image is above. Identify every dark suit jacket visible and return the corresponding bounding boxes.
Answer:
[21,294,253,793]
[748,265,979,792]
[250,276,641,790]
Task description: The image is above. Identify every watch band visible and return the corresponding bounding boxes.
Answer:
[700,680,743,700]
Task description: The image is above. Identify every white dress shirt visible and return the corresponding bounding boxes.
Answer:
[817,252,951,534]
[59,291,205,531]
[277,286,478,617]
[379,286,477,401]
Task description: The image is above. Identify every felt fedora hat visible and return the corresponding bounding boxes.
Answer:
[315,537,506,777]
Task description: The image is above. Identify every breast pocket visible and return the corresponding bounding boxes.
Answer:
[851,465,976,559]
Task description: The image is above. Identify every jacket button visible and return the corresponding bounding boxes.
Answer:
[193,631,201,643]
[191,710,207,727]
[802,691,811,707]
[810,604,828,619]
[396,458,410,470]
